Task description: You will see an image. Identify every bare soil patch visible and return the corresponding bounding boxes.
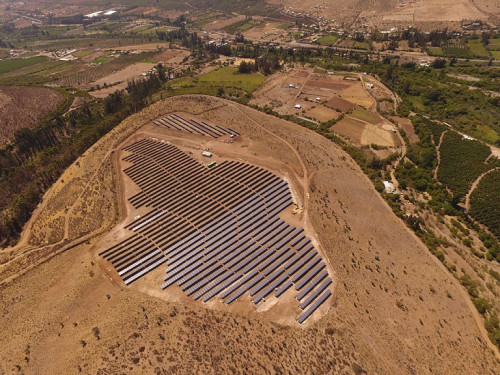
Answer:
[153,49,190,63]
[0,86,63,146]
[326,97,356,112]
[89,62,156,97]
[392,116,419,144]
[340,82,374,108]
[361,123,396,147]
[331,116,365,143]
[204,15,246,31]
[305,77,353,91]
[305,105,340,122]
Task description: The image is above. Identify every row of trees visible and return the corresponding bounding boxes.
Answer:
[237,55,281,75]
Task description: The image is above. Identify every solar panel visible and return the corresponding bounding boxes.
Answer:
[300,278,333,310]
[225,273,264,304]
[275,280,293,297]
[291,256,322,283]
[297,289,332,324]
[252,274,289,304]
[221,270,258,299]
[296,270,328,301]
[295,262,326,290]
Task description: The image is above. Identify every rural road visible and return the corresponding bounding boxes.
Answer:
[434,130,447,180]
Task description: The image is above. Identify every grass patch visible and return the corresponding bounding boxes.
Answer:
[442,46,471,58]
[427,47,443,56]
[223,19,261,34]
[92,57,108,64]
[198,66,265,92]
[491,51,500,60]
[353,41,370,50]
[351,108,380,124]
[317,35,338,45]
[0,56,49,75]
[470,125,500,144]
[168,67,266,98]
[468,39,489,58]
[488,38,500,47]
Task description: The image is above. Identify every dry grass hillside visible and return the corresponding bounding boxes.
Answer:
[0,95,498,374]
[269,0,497,26]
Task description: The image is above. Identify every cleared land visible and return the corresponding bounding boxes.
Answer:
[0,95,498,374]
[0,86,63,146]
[89,62,156,98]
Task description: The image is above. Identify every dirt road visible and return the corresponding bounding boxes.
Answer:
[465,167,500,211]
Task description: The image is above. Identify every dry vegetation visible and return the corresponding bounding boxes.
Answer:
[0,86,63,146]
[0,95,498,373]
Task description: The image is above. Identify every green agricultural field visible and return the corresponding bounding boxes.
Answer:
[223,19,260,34]
[468,39,489,58]
[442,46,471,58]
[491,51,500,60]
[169,66,266,98]
[353,41,370,50]
[488,38,500,48]
[469,170,500,238]
[351,108,380,124]
[427,47,443,56]
[437,131,495,198]
[0,56,49,75]
[317,35,338,45]
[92,57,108,64]
[469,125,500,145]
[198,66,265,92]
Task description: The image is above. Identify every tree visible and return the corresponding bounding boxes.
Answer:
[388,39,399,51]
[431,58,446,69]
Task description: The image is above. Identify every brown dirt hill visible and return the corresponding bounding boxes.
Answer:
[0,86,63,147]
[0,95,498,374]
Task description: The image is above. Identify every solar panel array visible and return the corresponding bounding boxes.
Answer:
[152,113,240,138]
[99,139,332,323]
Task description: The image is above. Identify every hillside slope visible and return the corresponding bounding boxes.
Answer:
[0,96,497,374]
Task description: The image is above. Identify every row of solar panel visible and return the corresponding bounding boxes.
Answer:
[153,113,239,139]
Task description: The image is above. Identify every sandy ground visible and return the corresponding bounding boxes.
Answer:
[381,0,488,21]
[204,15,246,31]
[0,95,499,374]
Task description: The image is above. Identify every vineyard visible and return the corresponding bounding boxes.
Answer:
[0,56,49,75]
[469,170,500,238]
[53,51,158,88]
[437,131,496,198]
